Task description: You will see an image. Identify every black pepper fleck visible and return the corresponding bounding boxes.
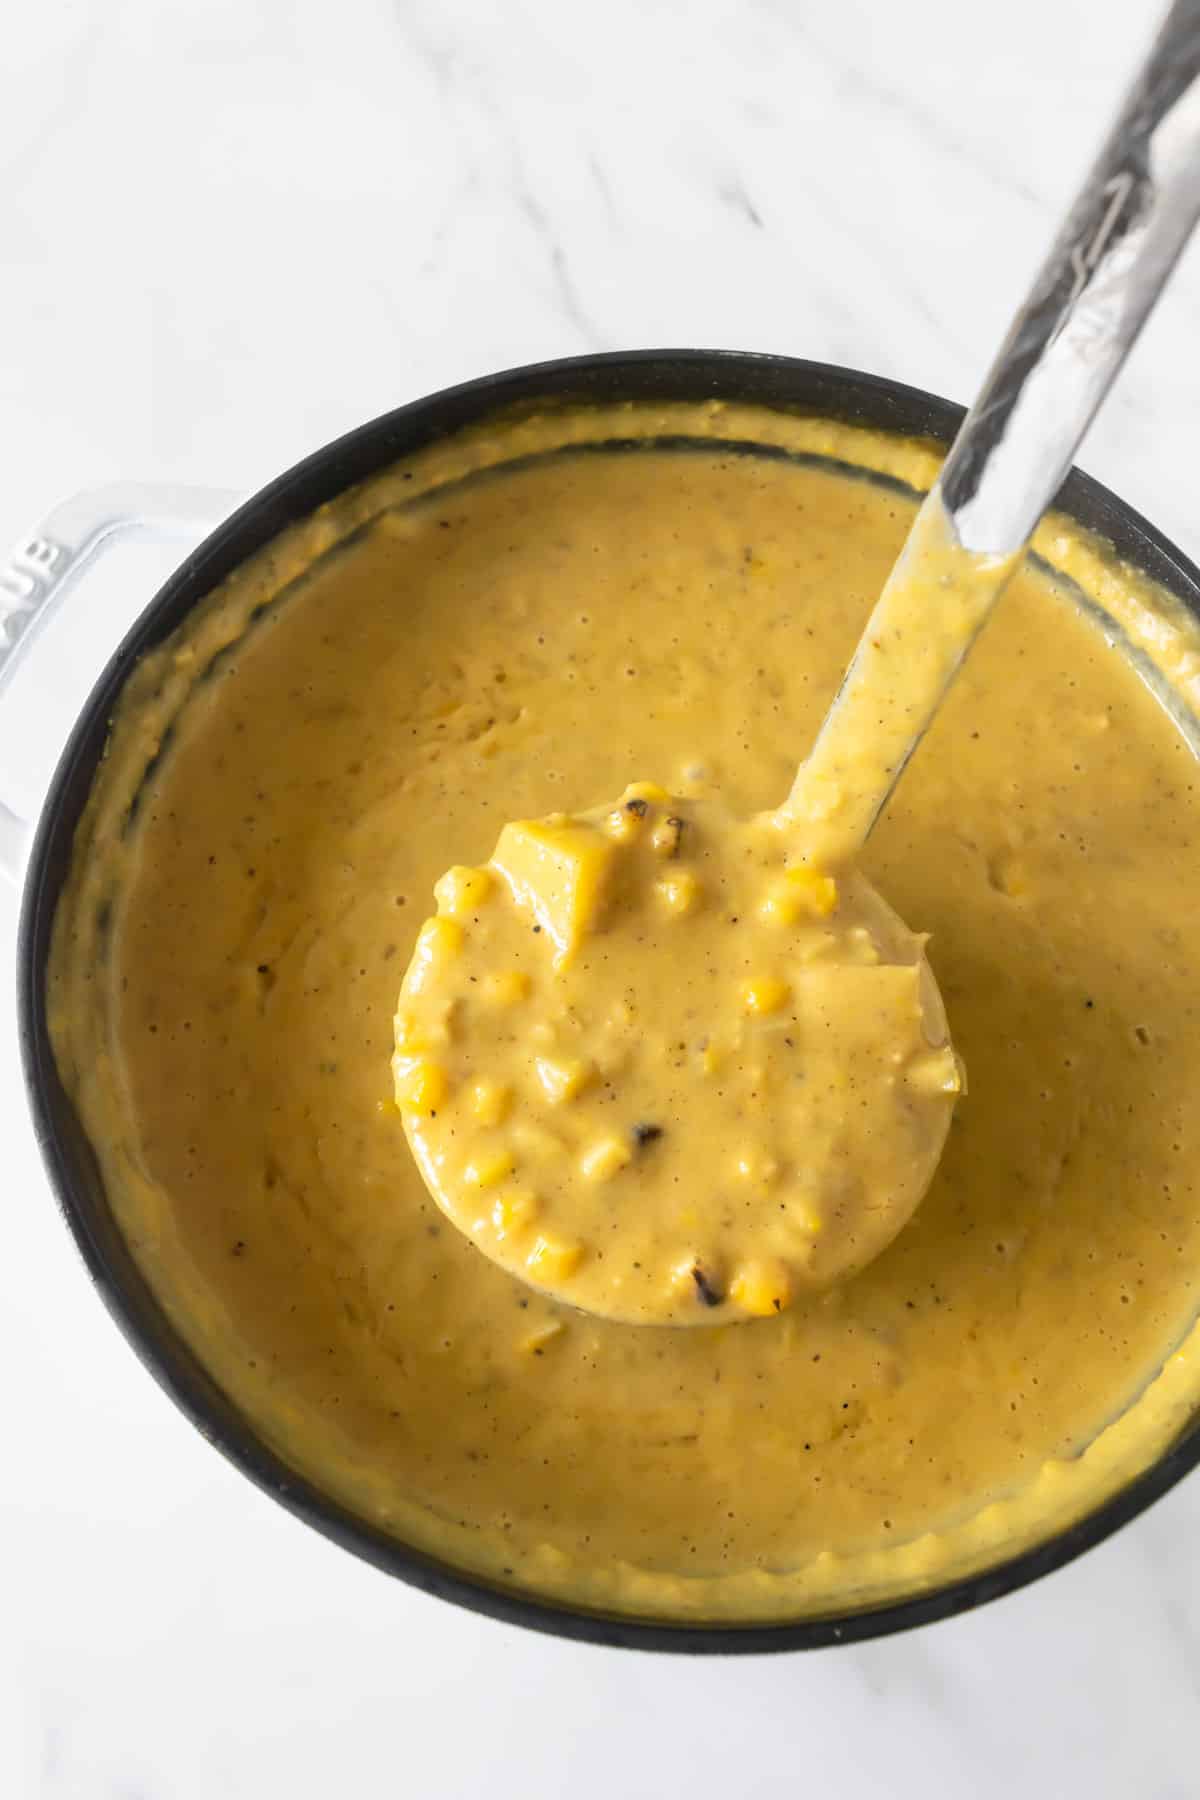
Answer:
[692,1265,723,1307]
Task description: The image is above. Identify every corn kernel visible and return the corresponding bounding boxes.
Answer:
[526,1234,585,1282]
[760,867,839,925]
[510,1119,567,1162]
[740,975,791,1016]
[393,1057,448,1115]
[734,1148,780,1186]
[622,780,671,807]
[535,1056,594,1105]
[403,915,464,993]
[492,1186,539,1238]
[418,914,464,958]
[393,1008,423,1051]
[988,850,1030,898]
[482,968,531,1006]
[655,871,701,915]
[464,1147,516,1189]
[605,805,642,841]
[434,864,493,916]
[579,1134,632,1182]
[651,814,687,857]
[520,1318,565,1354]
[729,1257,793,1316]
[671,1256,725,1305]
[470,1079,512,1125]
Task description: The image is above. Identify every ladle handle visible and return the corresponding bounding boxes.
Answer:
[943,0,1200,556]
[786,0,1200,863]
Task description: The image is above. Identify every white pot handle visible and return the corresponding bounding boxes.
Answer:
[0,482,243,888]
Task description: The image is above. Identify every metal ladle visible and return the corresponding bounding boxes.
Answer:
[787,0,1200,864]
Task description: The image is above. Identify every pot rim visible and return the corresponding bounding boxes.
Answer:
[19,347,1200,1654]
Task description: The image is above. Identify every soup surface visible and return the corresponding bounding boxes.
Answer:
[49,402,1200,1621]
[397,784,960,1325]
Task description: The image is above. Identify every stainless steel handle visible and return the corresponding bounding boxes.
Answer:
[942,0,1200,555]
[0,483,242,888]
[786,0,1200,865]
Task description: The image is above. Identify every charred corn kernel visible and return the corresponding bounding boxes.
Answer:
[470,1079,512,1125]
[906,1046,965,1097]
[735,1148,780,1186]
[464,1147,516,1188]
[403,915,464,994]
[655,871,701,915]
[492,1186,539,1238]
[671,1256,725,1306]
[729,1257,793,1316]
[579,1134,632,1182]
[623,780,671,807]
[535,1056,594,1105]
[740,975,791,1016]
[393,1057,448,1115]
[651,814,687,857]
[434,864,492,916]
[520,1318,565,1354]
[482,968,531,1006]
[760,867,839,925]
[526,1234,585,1282]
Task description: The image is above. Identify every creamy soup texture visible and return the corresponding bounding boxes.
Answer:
[397,788,960,1325]
[48,402,1200,1622]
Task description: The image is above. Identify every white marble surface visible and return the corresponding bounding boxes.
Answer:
[4,0,1200,1793]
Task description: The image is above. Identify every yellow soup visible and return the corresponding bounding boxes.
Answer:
[47,401,1200,1623]
[397,786,960,1324]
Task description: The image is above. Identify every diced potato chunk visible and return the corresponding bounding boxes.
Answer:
[491,817,617,966]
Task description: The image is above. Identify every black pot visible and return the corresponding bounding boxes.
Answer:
[19,350,1200,1653]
